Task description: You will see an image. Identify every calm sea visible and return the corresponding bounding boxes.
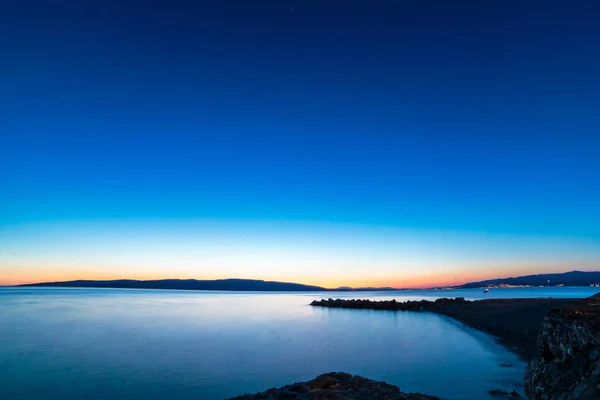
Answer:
[1,286,597,400]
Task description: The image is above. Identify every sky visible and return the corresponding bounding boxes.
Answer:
[1,1,599,288]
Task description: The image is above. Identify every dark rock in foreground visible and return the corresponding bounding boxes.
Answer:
[489,388,521,397]
[525,293,600,399]
[228,372,440,400]
[310,297,468,311]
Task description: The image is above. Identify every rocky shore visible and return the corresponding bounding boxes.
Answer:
[311,297,575,360]
[230,294,599,399]
[228,372,440,400]
[525,293,600,399]
[434,298,575,360]
[310,297,469,311]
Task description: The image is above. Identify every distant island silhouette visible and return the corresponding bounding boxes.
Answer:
[456,270,600,288]
[16,270,600,291]
[18,279,328,291]
[17,278,403,292]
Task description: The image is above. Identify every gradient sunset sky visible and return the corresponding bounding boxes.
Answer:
[1,1,599,288]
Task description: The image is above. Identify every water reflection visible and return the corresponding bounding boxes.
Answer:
[2,287,588,399]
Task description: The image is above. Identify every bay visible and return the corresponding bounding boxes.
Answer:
[1,286,597,399]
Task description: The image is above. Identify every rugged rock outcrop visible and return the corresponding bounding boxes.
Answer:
[310,297,468,311]
[228,372,440,400]
[489,388,521,397]
[525,293,600,399]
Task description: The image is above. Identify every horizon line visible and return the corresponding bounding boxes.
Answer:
[4,269,596,290]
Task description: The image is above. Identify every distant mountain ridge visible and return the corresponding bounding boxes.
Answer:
[20,271,599,291]
[17,278,401,291]
[19,278,328,292]
[458,270,600,288]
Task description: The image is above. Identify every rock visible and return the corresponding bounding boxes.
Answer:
[309,297,469,312]
[227,372,440,400]
[524,293,600,399]
[489,389,521,398]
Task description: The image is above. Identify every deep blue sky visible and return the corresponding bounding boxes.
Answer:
[1,1,599,285]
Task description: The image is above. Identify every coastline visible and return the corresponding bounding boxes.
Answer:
[433,298,575,360]
[236,294,599,398]
[311,296,578,360]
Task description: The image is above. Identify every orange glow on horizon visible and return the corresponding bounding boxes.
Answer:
[3,260,600,288]
[0,268,479,288]
[0,269,576,289]
[3,220,600,288]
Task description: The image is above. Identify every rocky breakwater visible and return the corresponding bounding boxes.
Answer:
[525,293,600,400]
[310,297,469,311]
[228,372,440,400]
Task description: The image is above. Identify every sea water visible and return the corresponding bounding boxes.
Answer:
[1,287,597,399]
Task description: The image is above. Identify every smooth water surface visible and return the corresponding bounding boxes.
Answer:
[1,287,596,399]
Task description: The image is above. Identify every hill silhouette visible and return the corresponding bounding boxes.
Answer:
[459,270,600,288]
[19,278,327,291]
